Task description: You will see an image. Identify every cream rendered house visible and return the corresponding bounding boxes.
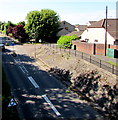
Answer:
[80,19,118,45]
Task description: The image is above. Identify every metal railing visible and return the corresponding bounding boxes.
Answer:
[43,43,118,76]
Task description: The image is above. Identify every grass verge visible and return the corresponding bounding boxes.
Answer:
[107,61,118,67]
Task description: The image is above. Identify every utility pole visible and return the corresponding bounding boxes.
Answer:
[105,6,108,56]
[34,31,36,59]
[32,31,36,59]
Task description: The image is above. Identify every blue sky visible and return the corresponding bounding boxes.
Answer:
[0,0,117,25]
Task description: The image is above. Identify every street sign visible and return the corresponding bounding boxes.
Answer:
[8,98,17,107]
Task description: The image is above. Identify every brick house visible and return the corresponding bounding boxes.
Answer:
[57,21,75,37]
[80,19,118,45]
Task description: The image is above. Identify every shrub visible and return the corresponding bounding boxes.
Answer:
[12,25,28,43]
[57,35,78,49]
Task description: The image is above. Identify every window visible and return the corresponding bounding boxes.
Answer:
[85,39,89,42]
[94,39,98,42]
[65,27,68,30]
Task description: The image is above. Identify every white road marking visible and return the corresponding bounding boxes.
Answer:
[14,59,17,63]
[42,94,61,116]
[22,66,28,73]
[28,76,39,88]
[19,66,26,73]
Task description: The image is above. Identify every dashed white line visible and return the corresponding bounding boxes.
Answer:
[42,94,61,116]
[19,66,26,73]
[14,59,17,63]
[28,76,39,88]
[22,66,29,73]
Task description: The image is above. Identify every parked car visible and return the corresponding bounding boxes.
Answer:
[0,44,5,51]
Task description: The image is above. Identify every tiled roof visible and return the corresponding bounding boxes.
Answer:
[76,25,87,31]
[66,31,84,37]
[88,19,104,28]
[89,21,97,24]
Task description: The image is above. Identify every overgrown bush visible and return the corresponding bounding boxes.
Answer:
[48,67,72,86]
[57,35,78,49]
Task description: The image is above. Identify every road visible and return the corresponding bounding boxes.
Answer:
[2,36,104,120]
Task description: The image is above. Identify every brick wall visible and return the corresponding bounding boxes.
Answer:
[109,44,118,49]
[72,41,118,55]
[95,44,105,55]
[72,41,94,54]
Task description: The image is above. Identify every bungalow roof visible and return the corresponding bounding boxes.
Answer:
[66,31,83,37]
[76,25,87,31]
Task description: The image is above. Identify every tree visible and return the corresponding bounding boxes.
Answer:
[5,21,15,29]
[12,25,28,43]
[0,21,5,31]
[5,21,15,35]
[17,21,25,26]
[6,26,13,35]
[57,35,79,48]
[25,9,60,43]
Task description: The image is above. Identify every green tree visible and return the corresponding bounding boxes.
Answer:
[0,21,6,32]
[25,9,60,43]
[57,35,79,49]
[17,21,25,26]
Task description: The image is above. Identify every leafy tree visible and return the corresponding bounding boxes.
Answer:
[17,21,25,26]
[7,26,13,35]
[5,21,15,29]
[5,21,15,35]
[57,35,78,48]
[25,9,60,43]
[12,25,28,43]
[0,21,6,32]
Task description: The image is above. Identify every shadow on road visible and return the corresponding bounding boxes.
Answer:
[2,50,104,120]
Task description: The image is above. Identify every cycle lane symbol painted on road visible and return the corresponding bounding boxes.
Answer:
[8,98,17,107]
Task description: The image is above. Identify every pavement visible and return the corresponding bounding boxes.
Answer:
[93,55,118,64]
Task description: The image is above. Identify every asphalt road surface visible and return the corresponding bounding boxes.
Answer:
[2,45,104,120]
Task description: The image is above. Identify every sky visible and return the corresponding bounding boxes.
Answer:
[0,0,117,25]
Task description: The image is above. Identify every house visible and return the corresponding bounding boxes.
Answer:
[87,21,97,26]
[75,25,87,31]
[80,19,118,45]
[57,21,75,37]
[66,31,83,38]
[65,25,87,38]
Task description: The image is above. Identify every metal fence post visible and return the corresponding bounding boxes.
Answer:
[112,65,114,74]
[82,52,83,59]
[69,49,70,55]
[75,50,76,56]
[100,60,101,68]
[90,56,91,63]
